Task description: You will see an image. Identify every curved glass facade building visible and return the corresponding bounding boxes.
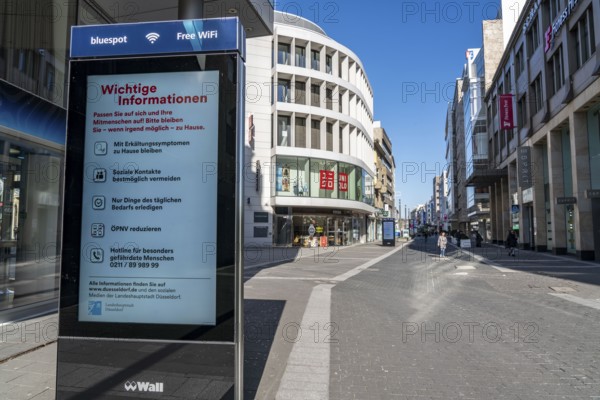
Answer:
[245,11,378,247]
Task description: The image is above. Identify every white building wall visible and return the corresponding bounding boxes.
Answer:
[245,35,275,246]
[244,13,378,246]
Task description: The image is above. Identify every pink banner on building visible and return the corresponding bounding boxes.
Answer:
[499,94,515,130]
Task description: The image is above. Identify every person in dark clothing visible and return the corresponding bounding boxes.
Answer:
[475,232,483,247]
[506,230,518,256]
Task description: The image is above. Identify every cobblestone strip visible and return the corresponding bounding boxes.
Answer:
[275,284,334,400]
[549,293,600,310]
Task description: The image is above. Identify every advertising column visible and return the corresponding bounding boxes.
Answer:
[80,72,219,325]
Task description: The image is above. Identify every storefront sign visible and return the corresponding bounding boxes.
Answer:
[319,170,335,190]
[522,187,534,203]
[556,197,577,205]
[522,0,542,32]
[545,0,581,52]
[339,172,348,192]
[499,94,515,130]
[586,189,600,199]
[517,146,532,189]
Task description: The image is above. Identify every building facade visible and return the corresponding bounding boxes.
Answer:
[485,0,599,260]
[373,121,396,239]
[244,11,378,248]
[447,76,468,232]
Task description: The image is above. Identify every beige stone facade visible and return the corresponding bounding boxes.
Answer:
[485,0,600,260]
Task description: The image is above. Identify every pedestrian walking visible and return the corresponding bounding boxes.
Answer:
[437,231,447,258]
[505,230,518,257]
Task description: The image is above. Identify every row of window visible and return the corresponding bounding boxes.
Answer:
[276,114,372,158]
[489,6,596,139]
[272,155,374,206]
[522,3,594,62]
[275,77,373,131]
[277,79,342,111]
[276,38,374,100]
[278,43,333,74]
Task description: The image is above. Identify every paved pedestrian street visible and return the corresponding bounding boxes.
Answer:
[329,240,600,399]
[2,240,600,399]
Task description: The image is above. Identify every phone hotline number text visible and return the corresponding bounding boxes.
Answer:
[110,262,159,268]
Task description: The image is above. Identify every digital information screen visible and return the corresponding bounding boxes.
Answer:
[383,220,395,241]
[78,71,219,325]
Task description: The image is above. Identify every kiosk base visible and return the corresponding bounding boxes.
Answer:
[57,339,234,399]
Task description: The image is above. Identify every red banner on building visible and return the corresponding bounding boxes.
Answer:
[339,173,348,192]
[499,94,515,130]
[320,170,335,190]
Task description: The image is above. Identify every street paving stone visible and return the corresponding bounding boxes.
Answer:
[330,240,600,399]
[2,241,600,399]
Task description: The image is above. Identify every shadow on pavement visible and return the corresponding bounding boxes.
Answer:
[244,299,286,399]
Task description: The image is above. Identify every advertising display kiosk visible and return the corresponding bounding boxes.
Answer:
[57,18,245,399]
[382,218,396,246]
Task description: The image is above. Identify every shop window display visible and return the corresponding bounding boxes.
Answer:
[0,139,62,313]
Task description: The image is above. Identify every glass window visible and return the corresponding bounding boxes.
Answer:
[297,157,310,197]
[278,79,291,103]
[530,75,543,114]
[338,163,356,200]
[295,81,306,105]
[295,117,306,148]
[310,159,326,197]
[517,95,527,128]
[0,139,63,314]
[326,87,333,110]
[275,156,297,197]
[550,46,564,95]
[311,119,320,150]
[278,43,290,65]
[295,46,306,68]
[311,84,320,107]
[573,8,595,69]
[526,16,540,56]
[504,68,512,93]
[311,50,320,71]
[548,0,561,21]
[1,5,74,107]
[277,115,290,146]
[326,54,333,74]
[515,47,524,77]
[326,123,333,151]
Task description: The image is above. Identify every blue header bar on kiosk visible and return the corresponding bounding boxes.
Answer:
[71,17,245,59]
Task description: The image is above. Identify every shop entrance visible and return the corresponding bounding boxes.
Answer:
[292,215,354,247]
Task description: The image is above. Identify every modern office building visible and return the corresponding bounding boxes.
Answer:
[484,0,599,260]
[463,21,505,241]
[244,11,378,248]
[0,0,274,322]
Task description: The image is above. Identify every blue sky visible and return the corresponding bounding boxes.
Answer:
[275,0,501,211]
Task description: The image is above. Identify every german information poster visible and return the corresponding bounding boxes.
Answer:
[78,71,219,325]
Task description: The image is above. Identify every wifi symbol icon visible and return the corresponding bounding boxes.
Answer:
[145,32,160,44]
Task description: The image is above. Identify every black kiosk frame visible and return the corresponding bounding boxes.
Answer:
[57,19,245,399]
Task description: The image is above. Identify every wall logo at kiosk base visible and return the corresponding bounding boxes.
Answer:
[124,381,164,393]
